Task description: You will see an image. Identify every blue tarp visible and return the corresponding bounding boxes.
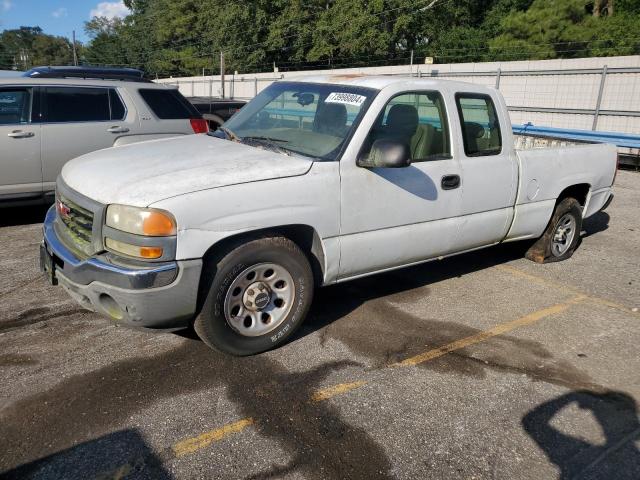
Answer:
[512,123,640,149]
[0,70,22,78]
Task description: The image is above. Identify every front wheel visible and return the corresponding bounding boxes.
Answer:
[194,236,314,356]
[526,197,583,263]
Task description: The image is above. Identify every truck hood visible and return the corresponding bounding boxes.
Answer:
[61,135,313,206]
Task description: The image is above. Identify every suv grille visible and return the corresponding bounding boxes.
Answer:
[56,195,94,257]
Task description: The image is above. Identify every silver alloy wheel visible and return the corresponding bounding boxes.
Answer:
[551,213,577,257]
[223,262,295,337]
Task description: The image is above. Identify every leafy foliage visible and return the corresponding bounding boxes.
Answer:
[0,27,77,70]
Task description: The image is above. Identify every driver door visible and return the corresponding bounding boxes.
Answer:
[339,91,463,279]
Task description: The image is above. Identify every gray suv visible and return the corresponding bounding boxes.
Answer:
[0,66,208,206]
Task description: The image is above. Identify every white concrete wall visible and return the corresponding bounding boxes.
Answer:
[156,55,640,135]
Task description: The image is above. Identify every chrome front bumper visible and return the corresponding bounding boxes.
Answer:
[41,206,202,330]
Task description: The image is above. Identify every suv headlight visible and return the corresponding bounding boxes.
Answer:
[104,205,176,260]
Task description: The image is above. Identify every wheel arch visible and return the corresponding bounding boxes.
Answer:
[556,183,591,207]
[200,224,327,286]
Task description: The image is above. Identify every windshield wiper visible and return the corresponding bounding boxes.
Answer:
[241,136,292,156]
[242,136,289,143]
[217,126,240,142]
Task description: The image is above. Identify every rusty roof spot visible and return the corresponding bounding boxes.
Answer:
[329,73,367,80]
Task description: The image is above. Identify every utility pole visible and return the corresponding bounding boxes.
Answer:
[593,0,614,17]
[220,51,225,99]
[410,50,414,76]
[72,30,78,66]
[594,0,602,16]
[21,49,28,70]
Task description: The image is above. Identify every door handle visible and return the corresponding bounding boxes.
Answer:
[441,174,461,190]
[107,126,129,133]
[7,130,35,139]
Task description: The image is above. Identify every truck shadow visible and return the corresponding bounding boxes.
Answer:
[0,204,50,228]
[299,240,530,340]
[297,240,600,390]
[522,390,640,479]
[581,211,610,238]
[0,341,393,480]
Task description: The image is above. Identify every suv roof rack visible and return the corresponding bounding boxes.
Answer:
[22,66,151,83]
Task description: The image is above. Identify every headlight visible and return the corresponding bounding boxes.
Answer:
[105,205,176,236]
[105,238,164,259]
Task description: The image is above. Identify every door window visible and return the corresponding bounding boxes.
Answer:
[109,89,126,120]
[361,91,451,162]
[43,87,111,123]
[0,88,31,125]
[456,94,502,156]
[138,89,199,119]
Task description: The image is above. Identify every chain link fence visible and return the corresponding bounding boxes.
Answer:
[157,55,640,166]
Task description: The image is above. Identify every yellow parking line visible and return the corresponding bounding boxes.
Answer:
[311,381,367,402]
[396,295,587,367]
[101,284,603,474]
[496,264,637,317]
[168,381,368,460]
[109,464,131,480]
[172,418,254,457]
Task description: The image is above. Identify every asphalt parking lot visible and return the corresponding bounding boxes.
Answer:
[0,171,638,480]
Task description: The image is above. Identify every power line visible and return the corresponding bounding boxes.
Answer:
[48,33,640,70]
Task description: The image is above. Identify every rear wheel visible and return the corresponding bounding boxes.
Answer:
[194,236,313,356]
[525,197,583,263]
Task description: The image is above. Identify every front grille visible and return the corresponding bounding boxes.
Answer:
[56,194,95,257]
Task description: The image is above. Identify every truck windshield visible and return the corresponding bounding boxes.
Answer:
[214,82,377,160]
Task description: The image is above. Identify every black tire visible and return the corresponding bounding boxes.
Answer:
[525,197,583,263]
[194,235,313,356]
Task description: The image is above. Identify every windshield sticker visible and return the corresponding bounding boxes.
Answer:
[325,92,367,107]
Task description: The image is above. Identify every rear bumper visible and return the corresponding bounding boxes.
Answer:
[41,206,202,330]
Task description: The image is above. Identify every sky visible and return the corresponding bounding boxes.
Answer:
[0,0,130,42]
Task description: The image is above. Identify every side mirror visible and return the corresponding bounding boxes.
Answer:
[357,139,412,169]
[293,92,315,106]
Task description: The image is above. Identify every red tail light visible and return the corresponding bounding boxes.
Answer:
[190,118,209,134]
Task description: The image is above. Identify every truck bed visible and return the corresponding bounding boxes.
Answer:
[504,142,617,242]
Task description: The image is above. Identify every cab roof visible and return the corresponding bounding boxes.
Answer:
[287,74,495,93]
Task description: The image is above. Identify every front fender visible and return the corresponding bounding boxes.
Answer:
[150,162,341,283]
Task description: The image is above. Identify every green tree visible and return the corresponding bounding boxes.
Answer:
[0,26,74,69]
[77,0,640,76]
[490,0,640,60]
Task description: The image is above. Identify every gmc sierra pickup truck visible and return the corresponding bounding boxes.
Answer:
[40,76,617,355]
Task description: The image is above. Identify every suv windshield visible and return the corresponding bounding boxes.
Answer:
[214,82,377,160]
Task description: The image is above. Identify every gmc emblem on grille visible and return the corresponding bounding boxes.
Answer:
[56,200,71,218]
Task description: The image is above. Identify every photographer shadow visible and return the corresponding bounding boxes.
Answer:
[522,390,640,479]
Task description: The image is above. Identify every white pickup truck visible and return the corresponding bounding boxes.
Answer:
[40,76,617,355]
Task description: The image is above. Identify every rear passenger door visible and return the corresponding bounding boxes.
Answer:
[40,86,135,192]
[453,92,518,251]
[0,86,42,197]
